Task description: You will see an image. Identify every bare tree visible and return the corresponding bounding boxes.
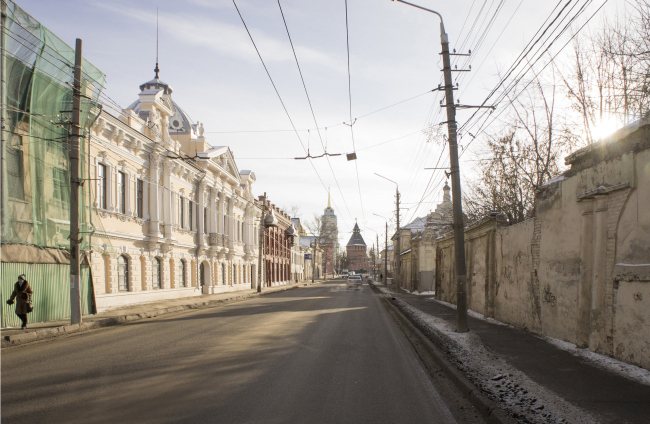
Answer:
[467,70,574,225]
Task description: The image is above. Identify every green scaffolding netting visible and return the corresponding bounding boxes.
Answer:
[2,0,111,254]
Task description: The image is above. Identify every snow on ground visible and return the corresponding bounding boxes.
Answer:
[428,297,650,386]
[393,298,600,424]
[410,290,436,296]
[541,336,650,386]
[426,298,510,327]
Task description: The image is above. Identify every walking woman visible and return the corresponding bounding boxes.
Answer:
[6,274,33,329]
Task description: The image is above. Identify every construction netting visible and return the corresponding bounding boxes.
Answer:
[1,0,110,254]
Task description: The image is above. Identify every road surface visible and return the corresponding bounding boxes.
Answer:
[2,280,483,424]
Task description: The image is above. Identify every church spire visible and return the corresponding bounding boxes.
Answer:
[327,187,331,208]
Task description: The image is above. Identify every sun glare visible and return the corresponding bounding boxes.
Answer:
[592,118,619,141]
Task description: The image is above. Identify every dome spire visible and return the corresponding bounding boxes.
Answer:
[154,8,160,79]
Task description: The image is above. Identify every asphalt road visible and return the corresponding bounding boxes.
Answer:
[2,280,476,424]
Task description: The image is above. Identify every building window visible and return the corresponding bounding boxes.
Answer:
[117,171,126,214]
[189,201,193,231]
[243,266,246,284]
[179,260,186,288]
[204,207,208,234]
[233,266,237,284]
[117,255,129,291]
[152,257,161,289]
[52,168,69,204]
[222,263,226,285]
[179,198,185,228]
[6,136,25,200]
[98,163,107,209]
[136,179,144,218]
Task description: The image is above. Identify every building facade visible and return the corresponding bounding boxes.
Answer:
[87,72,263,310]
[261,199,293,286]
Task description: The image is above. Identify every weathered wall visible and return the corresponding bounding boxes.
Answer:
[435,119,650,370]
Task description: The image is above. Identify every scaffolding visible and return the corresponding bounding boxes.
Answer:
[1,0,108,326]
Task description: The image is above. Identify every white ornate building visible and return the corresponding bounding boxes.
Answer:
[87,71,264,310]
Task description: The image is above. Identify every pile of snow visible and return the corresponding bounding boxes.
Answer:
[411,290,436,296]
[394,298,599,423]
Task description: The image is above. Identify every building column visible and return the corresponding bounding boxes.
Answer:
[148,151,162,242]
[162,159,173,240]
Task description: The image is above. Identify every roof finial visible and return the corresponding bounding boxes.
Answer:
[327,187,331,209]
[154,8,160,79]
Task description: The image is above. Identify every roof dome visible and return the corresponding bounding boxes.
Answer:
[126,75,197,136]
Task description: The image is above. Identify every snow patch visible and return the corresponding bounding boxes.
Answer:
[396,299,599,424]
[425,298,510,327]
[541,335,650,386]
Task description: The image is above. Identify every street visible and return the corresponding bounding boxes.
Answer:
[1,280,480,424]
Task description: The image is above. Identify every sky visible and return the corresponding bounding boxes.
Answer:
[17,0,629,247]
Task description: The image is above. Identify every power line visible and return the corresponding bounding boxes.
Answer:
[276,0,355,224]
[344,0,366,225]
[232,0,352,229]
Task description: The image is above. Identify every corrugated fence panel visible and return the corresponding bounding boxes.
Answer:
[2,263,93,327]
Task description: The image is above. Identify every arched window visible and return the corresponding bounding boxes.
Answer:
[179,260,186,288]
[152,258,161,289]
[117,255,129,291]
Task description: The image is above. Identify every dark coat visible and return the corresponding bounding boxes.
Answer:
[9,281,33,314]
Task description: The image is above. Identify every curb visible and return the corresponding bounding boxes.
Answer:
[369,282,513,424]
[2,281,319,348]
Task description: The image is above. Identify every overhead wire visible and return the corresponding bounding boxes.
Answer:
[343,0,367,226]
[232,0,353,229]
[276,0,355,224]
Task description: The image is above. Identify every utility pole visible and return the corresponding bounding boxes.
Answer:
[311,238,317,283]
[376,234,379,280]
[69,39,83,325]
[391,0,484,333]
[395,188,400,293]
[385,221,388,285]
[257,192,266,293]
[439,18,468,333]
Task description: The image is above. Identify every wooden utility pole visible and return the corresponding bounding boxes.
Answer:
[69,39,82,325]
[440,27,469,333]
[385,221,388,284]
[256,192,266,293]
[311,238,317,283]
[395,188,400,292]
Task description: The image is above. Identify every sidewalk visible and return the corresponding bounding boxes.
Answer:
[2,280,324,348]
[372,281,650,424]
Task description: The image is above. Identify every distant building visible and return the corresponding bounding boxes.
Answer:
[320,190,339,275]
[346,223,371,272]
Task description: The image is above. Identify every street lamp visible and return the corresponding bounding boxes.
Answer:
[375,173,401,293]
[391,0,469,333]
[372,213,390,286]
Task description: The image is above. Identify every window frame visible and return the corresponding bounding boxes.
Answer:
[117,255,129,291]
[117,171,126,214]
[97,163,107,210]
[136,179,144,218]
[152,257,161,289]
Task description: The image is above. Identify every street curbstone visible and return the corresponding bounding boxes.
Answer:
[8,332,38,344]
[369,282,513,424]
[64,324,80,334]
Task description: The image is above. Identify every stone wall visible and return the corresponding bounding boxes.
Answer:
[435,118,650,370]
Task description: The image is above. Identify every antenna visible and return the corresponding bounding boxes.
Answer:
[154,8,160,79]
